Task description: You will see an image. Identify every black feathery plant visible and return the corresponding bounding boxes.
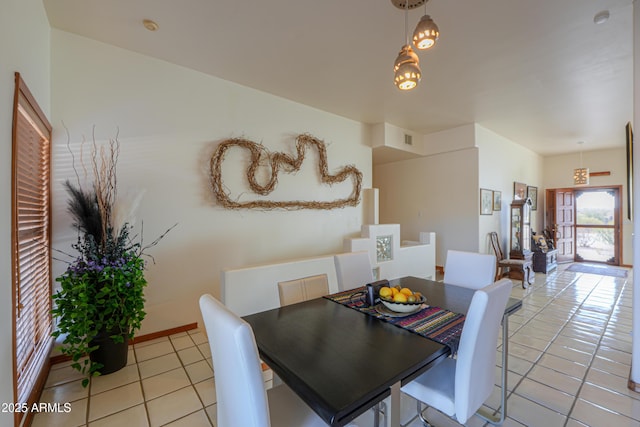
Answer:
[64,180,103,246]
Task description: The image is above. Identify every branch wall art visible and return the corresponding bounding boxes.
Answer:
[209,134,362,210]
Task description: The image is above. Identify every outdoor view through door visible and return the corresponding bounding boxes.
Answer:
[575,189,619,264]
[546,186,621,265]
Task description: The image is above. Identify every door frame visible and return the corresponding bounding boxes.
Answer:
[545,185,622,265]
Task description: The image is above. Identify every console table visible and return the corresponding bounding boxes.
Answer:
[532,249,558,274]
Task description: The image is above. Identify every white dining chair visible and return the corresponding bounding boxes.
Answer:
[443,250,497,289]
[400,278,512,425]
[278,274,329,306]
[334,251,375,291]
[198,294,327,427]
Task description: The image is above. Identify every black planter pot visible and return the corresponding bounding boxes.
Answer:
[89,328,129,375]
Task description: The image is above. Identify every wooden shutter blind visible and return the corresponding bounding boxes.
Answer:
[11,72,53,426]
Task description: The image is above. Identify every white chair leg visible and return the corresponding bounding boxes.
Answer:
[372,401,385,427]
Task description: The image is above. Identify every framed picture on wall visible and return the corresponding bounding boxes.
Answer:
[493,190,502,211]
[514,182,526,200]
[480,188,493,215]
[527,186,538,210]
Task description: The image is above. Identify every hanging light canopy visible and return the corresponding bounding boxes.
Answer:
[393,0,422,90]
[394,45,421,90]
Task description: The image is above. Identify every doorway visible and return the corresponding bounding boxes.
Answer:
[545,186,621,265]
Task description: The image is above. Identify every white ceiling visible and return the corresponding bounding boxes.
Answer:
[43,0,634,159]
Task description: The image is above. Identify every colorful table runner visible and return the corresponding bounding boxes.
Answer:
[325,287,465,354]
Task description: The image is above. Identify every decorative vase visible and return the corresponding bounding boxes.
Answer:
[89,328,129,375]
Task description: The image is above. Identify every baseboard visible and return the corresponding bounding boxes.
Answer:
[629,367,640,393]
[130,322,199,345]
[50,322,199,366]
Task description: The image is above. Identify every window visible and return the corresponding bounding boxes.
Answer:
[11,72,52,426]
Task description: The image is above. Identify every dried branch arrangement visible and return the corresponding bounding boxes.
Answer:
[210,134,362,210]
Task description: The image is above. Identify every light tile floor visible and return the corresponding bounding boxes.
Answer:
[34,264,638,427]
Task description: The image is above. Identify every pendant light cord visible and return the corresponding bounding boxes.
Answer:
[404,0,409,44]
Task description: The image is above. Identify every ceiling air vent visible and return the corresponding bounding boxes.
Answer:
[404,134,413,146]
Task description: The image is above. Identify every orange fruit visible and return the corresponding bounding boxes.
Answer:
[391,287,400,296]
[400,287,413,296]
[379,287,392,298]
[393,293,408,303]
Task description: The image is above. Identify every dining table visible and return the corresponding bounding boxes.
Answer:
[242,276,522,427]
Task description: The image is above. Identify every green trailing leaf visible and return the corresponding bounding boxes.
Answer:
[52,137,175,387]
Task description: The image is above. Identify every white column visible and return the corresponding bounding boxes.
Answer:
[631,0,640,386]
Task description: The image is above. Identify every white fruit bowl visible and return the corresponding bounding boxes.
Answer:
[380,295,426,313]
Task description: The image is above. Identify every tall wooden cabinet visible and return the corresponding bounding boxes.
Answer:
[509,198,534,282]
[509,198,532,259]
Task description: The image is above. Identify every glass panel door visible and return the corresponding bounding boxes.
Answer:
[575,190,618,264]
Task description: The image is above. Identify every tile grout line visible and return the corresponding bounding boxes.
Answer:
[132,343,153,427]
[561,274,632,426]
[156,331,215,426]
[489,269,585,425]
[478,272,567,426]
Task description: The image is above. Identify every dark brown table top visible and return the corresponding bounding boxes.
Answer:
[243,276,522,426]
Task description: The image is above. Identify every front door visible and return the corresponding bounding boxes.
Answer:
[545,186,622,265]
[546,189,575,263]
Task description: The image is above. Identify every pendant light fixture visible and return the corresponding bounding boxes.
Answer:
[393,0,421,90]
[412,0,439,50]
[573,141,590,185]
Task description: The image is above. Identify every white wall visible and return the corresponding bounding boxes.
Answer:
[477,126,544,254]
[50,30,372,335]
[0,0,51,423]
[543,148,631,265]
[374,123,544,267]
[374,126,478,266]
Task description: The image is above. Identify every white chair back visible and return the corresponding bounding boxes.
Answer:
[278,274,329,306]
[443,250,497,289]
[454,278,512,422]
[333,251,374,291]
[199,294,270,427]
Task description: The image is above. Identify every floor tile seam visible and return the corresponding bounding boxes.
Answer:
[510,386,573,417]
[571,397,640,424]
[513,372,580,405]
[501,273,595,427]
[138,335,204,412]
[177,344,209,366]
[156,406,212,427]
[85,385,146,424]
[89,375,142,398]
[145,383,198,407]
[83,402,147,425]
[506,276,573,351]
[135,333,179,427]
[583,368,640,402]
[174,334,213,388]
[189,380,215,423]
[561,276,630,424]
[140,366,192,393]
[172,332,217,419]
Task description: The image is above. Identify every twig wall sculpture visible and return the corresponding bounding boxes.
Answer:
[209,134,362,210]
